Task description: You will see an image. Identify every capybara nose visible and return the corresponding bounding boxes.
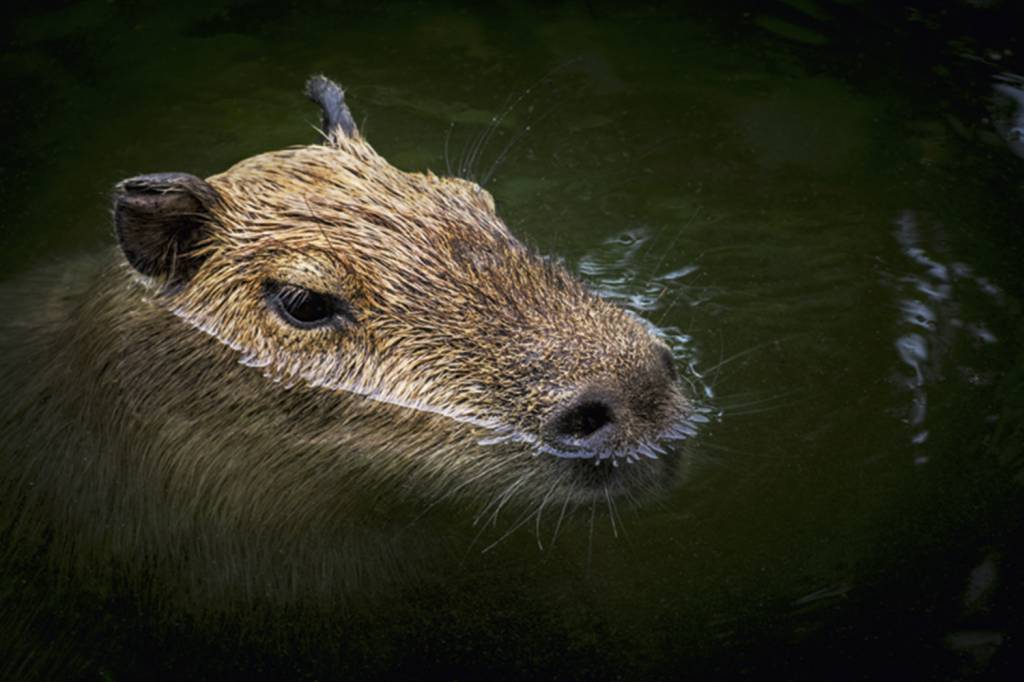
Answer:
[543,342,679,454]
[544,388,620,451]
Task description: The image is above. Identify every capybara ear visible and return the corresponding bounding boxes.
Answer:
[113,172,220,288]
[305,74,358,144]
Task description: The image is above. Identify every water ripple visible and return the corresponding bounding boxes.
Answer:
[891,210,1006,457]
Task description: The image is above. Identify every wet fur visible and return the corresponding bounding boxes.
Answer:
[0,77,689,678]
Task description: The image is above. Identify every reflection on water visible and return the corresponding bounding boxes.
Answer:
[892,210,1005,457]
[993,75,1024,159]
[576,226,715,406]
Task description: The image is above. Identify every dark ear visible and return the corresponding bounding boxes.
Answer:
[305,75,358,143]
[113,172,220,288]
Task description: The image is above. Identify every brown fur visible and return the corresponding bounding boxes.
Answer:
[0,77,692,678]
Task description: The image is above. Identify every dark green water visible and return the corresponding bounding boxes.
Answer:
[3,1,1024,679]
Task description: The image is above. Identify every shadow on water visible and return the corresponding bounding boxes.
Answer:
[2,0,1024,679]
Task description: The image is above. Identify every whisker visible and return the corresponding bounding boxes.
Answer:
[459,58,581,181]
[550,492,573,549]
[648,206,702,279]
[604,485,618,539]
[462,105,502,180]
[463,508,496,560]
[463,79,534,180]
[480,97,563,188]
[483,473,531,529]
[480,503,537,554]
[725,400,806,418]
[697,440,764,459]
[621,486,643,518]
[405,459,507,529]
[465,475,526,558]
[701,337,790,377]
[586,499,597,574]
[443,121,455,177]
[533,483,556,551]
[472,475,521,527]
[716,390,800,412]
[694,244,756,260]
[457,112,488,180]
[610,493,628,541]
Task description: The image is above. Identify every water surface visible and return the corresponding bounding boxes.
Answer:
[3,1,1023,679]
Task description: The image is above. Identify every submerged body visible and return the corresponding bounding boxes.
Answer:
[0,77,693,678]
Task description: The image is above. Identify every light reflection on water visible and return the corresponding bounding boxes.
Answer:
[576,226,718,406]
[993,75,1024,160]
[892,210,1006,458]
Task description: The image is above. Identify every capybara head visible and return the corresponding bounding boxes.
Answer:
[112,76,695,511]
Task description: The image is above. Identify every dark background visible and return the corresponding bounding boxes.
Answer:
[2,1,1023,680]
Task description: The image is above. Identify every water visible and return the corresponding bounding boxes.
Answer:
[3,1,1023,679]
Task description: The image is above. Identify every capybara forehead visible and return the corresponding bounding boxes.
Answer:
[202,142,545,310]
[207,144,504,246]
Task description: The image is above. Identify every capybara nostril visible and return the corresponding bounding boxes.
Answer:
[555,399,615,439]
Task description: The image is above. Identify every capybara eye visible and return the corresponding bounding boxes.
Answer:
[264,282,352,330]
